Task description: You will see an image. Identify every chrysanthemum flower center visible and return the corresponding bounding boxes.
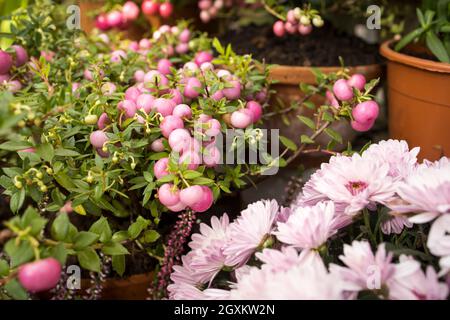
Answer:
[345,180,368,196]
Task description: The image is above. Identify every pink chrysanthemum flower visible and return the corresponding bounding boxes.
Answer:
[362,139,419,180]
[188,214,230,283]
[381,216,413,235]
[330,241,395,296]
[273,201,338,249]
[230,251,344,300]
[388,255,449,300]
[427,214,450,276]
[300,153,395,215]
[389,156,450,223]
[224,200,280,267]
[255,247,306,273]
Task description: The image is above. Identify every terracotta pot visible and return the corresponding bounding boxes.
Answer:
[82,272,153,300]
[78,1,103,34]
[380,40,450,161]
[265,64,383,149]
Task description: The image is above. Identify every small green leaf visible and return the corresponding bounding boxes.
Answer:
[54,148,80,157]
[0,141,32,151]
[4,239,34,268]
[324,128,343,144]
[112,255,125,276]
[10,189,25,213]
[77,247,101,272]
[128,216,150,240]
[426,31,450,63]
[3,279,28,300]
[280,136,298,151]
[297,116,315,130]
[300,135,315,144]
[36,143,54,162]
[190,177,215,185]
[143,230,160,243]
[183,170,203,179]
[50,243,68,265]
[0,259,10,277]
[89,217,112,243]
[51,213,70,241]
[73,231,99,250]
[101,242,129,256]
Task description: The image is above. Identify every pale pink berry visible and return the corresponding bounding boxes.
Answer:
[136,94,155,113]
[158,183,180,207]
[351,119,374,132]
[101,82,117,96]
[200,62,214,71]
[190,186,213,212]
[184,77,203,99]
[222,80,241,100]
[298,24,313,35]
[179,29,191,43]
[122,1,140,20]
[176,43,189,54]
[202,145,221,167]
[179,185,204,208]
[273,21,285,37]
[18,258,61,293]
[285,22,298,34]
[167,200,187,212]
[230,110,252,128]
[0,50,12,74]
[90,130,108,148]
[246,101,263,122]
[125,86,141,101]
[12,45,28,67]
[347,74,367,91]
[97,113,110,130]
[169,89,183,105]
[211,89,224,101]
[134,70,145,82]
[333,79,354,101]
[205,119,221,137]
[183,62,199,72]
[194,51,213,66]
[107,11,123,28]
[111,50,126,63]
[157,58,172,75]
[352,100,379,124]
[179,151,201,170]
[154,98,175,116]
[118,100,137,118]
[154,157,169,179]
[173,104,192,119]
[139,38,151,49]
[160,115,184,138]
[216,69,231,78]
[325,90,340,108]
[168,128,191,153]
[151,138,165,152]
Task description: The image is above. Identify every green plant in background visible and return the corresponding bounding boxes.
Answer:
[395,0,450,63]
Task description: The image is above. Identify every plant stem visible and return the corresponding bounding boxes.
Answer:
[363,208,377,246]
[262,0,286,21]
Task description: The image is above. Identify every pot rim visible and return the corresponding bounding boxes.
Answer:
[269,63,382,73]
[380,40,450,73]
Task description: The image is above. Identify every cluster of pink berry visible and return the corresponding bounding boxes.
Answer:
[141,0,173,19]
[326,74,380,132]
[88,45,265,213]
[197,0,231,23]
[95,1,140,31]
[0,45,29,92]
[272,7,324,37]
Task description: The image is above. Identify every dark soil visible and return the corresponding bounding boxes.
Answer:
[218,24,382,66]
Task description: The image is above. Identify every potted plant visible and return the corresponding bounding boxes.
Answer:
[380,0,450,160]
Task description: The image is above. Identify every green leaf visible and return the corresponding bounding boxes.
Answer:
[36,143,54,162]
[279,136,298,151]
[77,247,101,272]
[128,216,150,240]
[0,141,32,151]
[157,174,175,183]
[300,135,315,144]
[4,239,34,268]
[0,259,10,277]
[394,28,426,52]
[183,170,203,179]
[324,128,343,144]
[297,116,315,130]
[212,37,225,55]
[54,172,77,191]
[143,230,160,243]
[89,217,112,243]
[50,243,68,265]
[3,279,28,300]
[426,31,450,63]
[51,213,70,241]
[101,242,129,256]
[10,188,25,213]
[302,101,316,110]
[21,207,47,236]
[112,255,125,276]
[54,148,80,157]
[190,177,215,185]
[73,231,99,250]
[112,231,129,242]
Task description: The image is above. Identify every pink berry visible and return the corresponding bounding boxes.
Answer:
[287,10,297,23]
[134,70,145,82]
[211,89,224,101]
[222,80,241,100]
[159,2,173,18]
[12,45,28,67]
[160,115,184,138]
[0,50,12,74]
[202,145,221,167]
[119,100,137,118]
[142,0,159,15]
[183,62,199,72]
[167,200,187,212]
[90,130,108,148]
[176,43,189,54]
[255,89,267,103]
[139,38,151,49]
[129,41,139,51]
[107,11,123,28]
[169,89,183,105]
[151,138,165,152]
[125,86,141,102]
[154,98,175,116]
[136,94,155,113]
[111,50,126,63]
[333,79,354,101]
[298,24,313,35]
[154,157,169,179]
[184,77,203,99]
[144,71,169,88]
[347,74,367,91]
[179,185,204,208]
[216,69,231,78]
[0,73,10,83]
[246,101,263,122]
[205,119,221,137]
[198,0,212,10]
[158,183,180,207]
[200,62,214,71]
[194,51,213,66]
[230,110,252,128]
[325,90,340,108]
[97,113,110,130]
[7,80,22,92]
[351,119,374,132]
[200,10,211,23]
[95,14,110,30]
[40,50,55,62]
[157,59,172,75]
[122,1,140,21]
[190,186,213,212]
[273,21,285,37]
[18,258,61,293]
[285,22,298,34]
[352,100,379,124]
[173,104,192,119]
[179,151,201,170]
[168,128,191,153]
[179,29,191,43]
